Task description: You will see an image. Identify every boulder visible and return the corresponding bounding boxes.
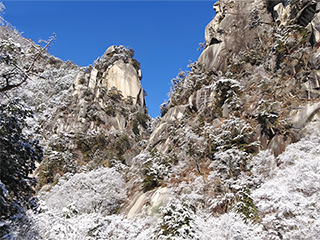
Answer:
[291,102,320,129]
[125,187,170,218]
[188,86,215,112]
[162,105,187,122]
[273,2,291,26]
[311,12,320,44]
[104,45,117,57]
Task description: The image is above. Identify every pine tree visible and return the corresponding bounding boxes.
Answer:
[0,99,43,236]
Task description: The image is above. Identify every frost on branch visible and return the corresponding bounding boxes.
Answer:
[252,132,320,239]
[155,199,199,240]
[39,167,127,216]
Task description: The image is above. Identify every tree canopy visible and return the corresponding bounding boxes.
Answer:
[0,99,43,233]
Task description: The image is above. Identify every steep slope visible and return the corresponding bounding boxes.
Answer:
[0,26,79,134]
[119,0,320,236]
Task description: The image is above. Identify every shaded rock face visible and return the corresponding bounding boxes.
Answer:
[199,0,273,72]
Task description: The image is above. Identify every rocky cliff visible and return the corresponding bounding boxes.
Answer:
[2,1,320,239]
[161,0,320,157]
[37,45,150,188]
[120,0,320,236]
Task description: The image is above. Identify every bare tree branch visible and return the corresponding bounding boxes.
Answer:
[0,33,56,92]
[26,33,56,73]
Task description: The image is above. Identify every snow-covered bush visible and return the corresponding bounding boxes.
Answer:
[37,149,76,188]
[214,78,242,114]
[34,211,154,240]
[31,166,154,240]
[195,212,265,240]
[210,147,250,179]
[252,133,320,239]
[234,188,259,223]
[0,99,43,238]
[203,116,256,156]
[250,149,277,185]
[155,199,199,240]
[142,151,173,192]
[39,167,127,216]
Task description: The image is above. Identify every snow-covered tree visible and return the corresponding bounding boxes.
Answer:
[155,199,199,240]
[0,99,43,237]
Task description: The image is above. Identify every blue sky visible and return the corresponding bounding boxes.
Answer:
[2,0,216,118]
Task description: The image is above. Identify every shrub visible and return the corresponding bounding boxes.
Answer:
[234,188,260,223]
[155,200,199,240]
[142,151,172,192]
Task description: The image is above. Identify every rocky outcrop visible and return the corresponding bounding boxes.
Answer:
[46,45,146,136]
[199,0,273,73]
[124,187,170,218]
[73,45,144,106]
[38,45,150,188]
[196,0,320,151]
[124,0,320,219]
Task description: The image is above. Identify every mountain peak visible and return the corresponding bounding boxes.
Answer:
[73,45,144,106]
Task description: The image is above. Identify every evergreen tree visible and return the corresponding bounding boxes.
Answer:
[0,99,43,236]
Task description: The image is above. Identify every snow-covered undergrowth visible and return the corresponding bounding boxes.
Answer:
[23,130,320,239]
[252,131,320,239]
[39,167,127,215]
[0,28,79,137]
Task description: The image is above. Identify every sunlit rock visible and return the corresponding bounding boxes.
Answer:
[103,59,143,105]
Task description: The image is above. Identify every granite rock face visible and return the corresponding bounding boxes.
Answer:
[38,46,150,187]
[73,46,144,106]
[199,0,273,72]
[46,45,146,135]
[195,0,320,150]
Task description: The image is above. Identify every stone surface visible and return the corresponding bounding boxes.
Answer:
[311,12,320,43]
[188,86,215,112]
[89,67,98,89]
[104,45,117,57]
[40,46,150,186]
[161,105,187,122]
[291,102,320,129]
[273,2,291,26]
[199,0,273,73]
[198,42,227,72]
[125,187,170,218]
[103,60,143,104]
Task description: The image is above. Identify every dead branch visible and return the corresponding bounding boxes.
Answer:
[26,33,56,73]
[0,33,56,92]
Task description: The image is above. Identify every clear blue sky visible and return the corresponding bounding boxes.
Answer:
[2,0,216,118]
